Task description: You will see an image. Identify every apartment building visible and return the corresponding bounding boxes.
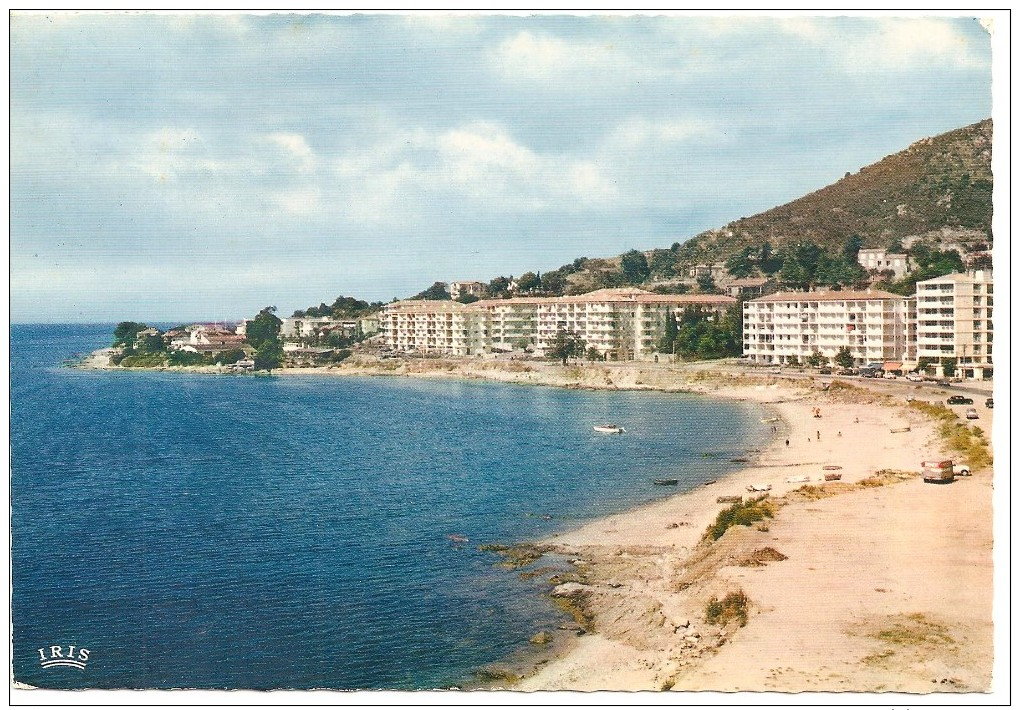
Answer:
[743,289,913,367]
[915,271,993,380]
[381,288,736,360]
[381,300,483,356]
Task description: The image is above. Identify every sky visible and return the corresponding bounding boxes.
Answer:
[9,11,998,323]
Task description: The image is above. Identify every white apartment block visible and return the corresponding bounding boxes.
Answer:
[743,290,913,367]
[382,288,736,360]
[857,248,913,279]
[381,300,484,356]
[915,271,993,380]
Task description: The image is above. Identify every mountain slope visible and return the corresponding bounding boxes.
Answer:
[673,118,992,268]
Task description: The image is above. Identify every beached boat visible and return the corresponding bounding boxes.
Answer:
[760,416,780,424]
[823,472,843,481]
[593,424,625,434]
[653,478,679,486]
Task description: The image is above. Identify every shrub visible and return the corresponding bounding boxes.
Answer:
[705,590,749,627]
[167,350,206,367]
[704,496,775,541]
[119,353,167,368]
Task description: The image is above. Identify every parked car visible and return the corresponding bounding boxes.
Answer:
[947,395,974,405]
[837,368,855,376]
[965,408,979,420]
[985,397,994,409]
[936,380,952,388]
[905,372,924,382]
[818,368,832,375]
[883,372,897,380]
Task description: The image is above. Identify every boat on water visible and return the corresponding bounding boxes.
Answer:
[593,424,625,434]
[653,478,679,486]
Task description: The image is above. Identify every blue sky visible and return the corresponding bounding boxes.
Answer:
[10,12,996,323]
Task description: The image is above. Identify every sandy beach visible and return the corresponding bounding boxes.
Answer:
[511,380,994,694]
[78,354,998,695]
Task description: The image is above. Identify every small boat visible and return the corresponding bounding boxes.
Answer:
[653,478,679,486]
[760,417,780,424]
[717,495,742,504]
[593,424,625,434]
[447,534,469,544]
[746,483,772,493]
[822,465,843,471]
[823,473,843,481]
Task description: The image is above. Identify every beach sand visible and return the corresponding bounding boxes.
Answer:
[509,379,994,695]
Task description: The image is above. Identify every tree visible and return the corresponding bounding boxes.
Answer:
[758,242,784,275]
[517,271,541,293]
[456,293,480,304]
[834,346,855,369]
[540,270,568,296]
[135,333,166,354]
[696,273,720,294]
[658,309,679,354]
[842,234,865,262]
[648,249,677,279]
[413,282,451,301]
[806,350,828,368]
[548,329,586,365]
[778,242,823,290]
[725,247,756,278]
[942,357,958,378]
[113,322,148,347]
[488,276,512,298]
[246,306,283,371]
[620,249,651,285]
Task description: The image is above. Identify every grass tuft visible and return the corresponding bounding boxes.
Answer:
[705,590,749,627]
[704,496,776,541]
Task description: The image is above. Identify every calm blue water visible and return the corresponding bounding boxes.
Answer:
[11,324,770,689]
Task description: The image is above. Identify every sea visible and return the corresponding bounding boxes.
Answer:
[10,324,772,690]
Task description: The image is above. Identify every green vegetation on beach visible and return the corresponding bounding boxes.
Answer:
[704,496,776,542]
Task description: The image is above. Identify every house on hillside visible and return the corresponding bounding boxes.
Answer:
[449,280,487,300]
[725,277,769,299]
[688,263,727,280]
[857,248,913,280]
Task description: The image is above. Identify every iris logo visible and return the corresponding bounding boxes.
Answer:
[37,645,90,670]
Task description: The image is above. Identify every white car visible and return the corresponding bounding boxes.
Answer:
[883,372,897,379]
[905,373,924,382]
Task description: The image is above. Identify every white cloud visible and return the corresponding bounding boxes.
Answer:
[492,30,630,81]
[775,16,989,71]
[263,132,318,173]
[605,118,723,151]
[328,122,618,222]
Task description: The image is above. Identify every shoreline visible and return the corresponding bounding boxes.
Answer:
[74,351,995,693]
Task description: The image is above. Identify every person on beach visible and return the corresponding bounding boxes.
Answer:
[785,439,790,447]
